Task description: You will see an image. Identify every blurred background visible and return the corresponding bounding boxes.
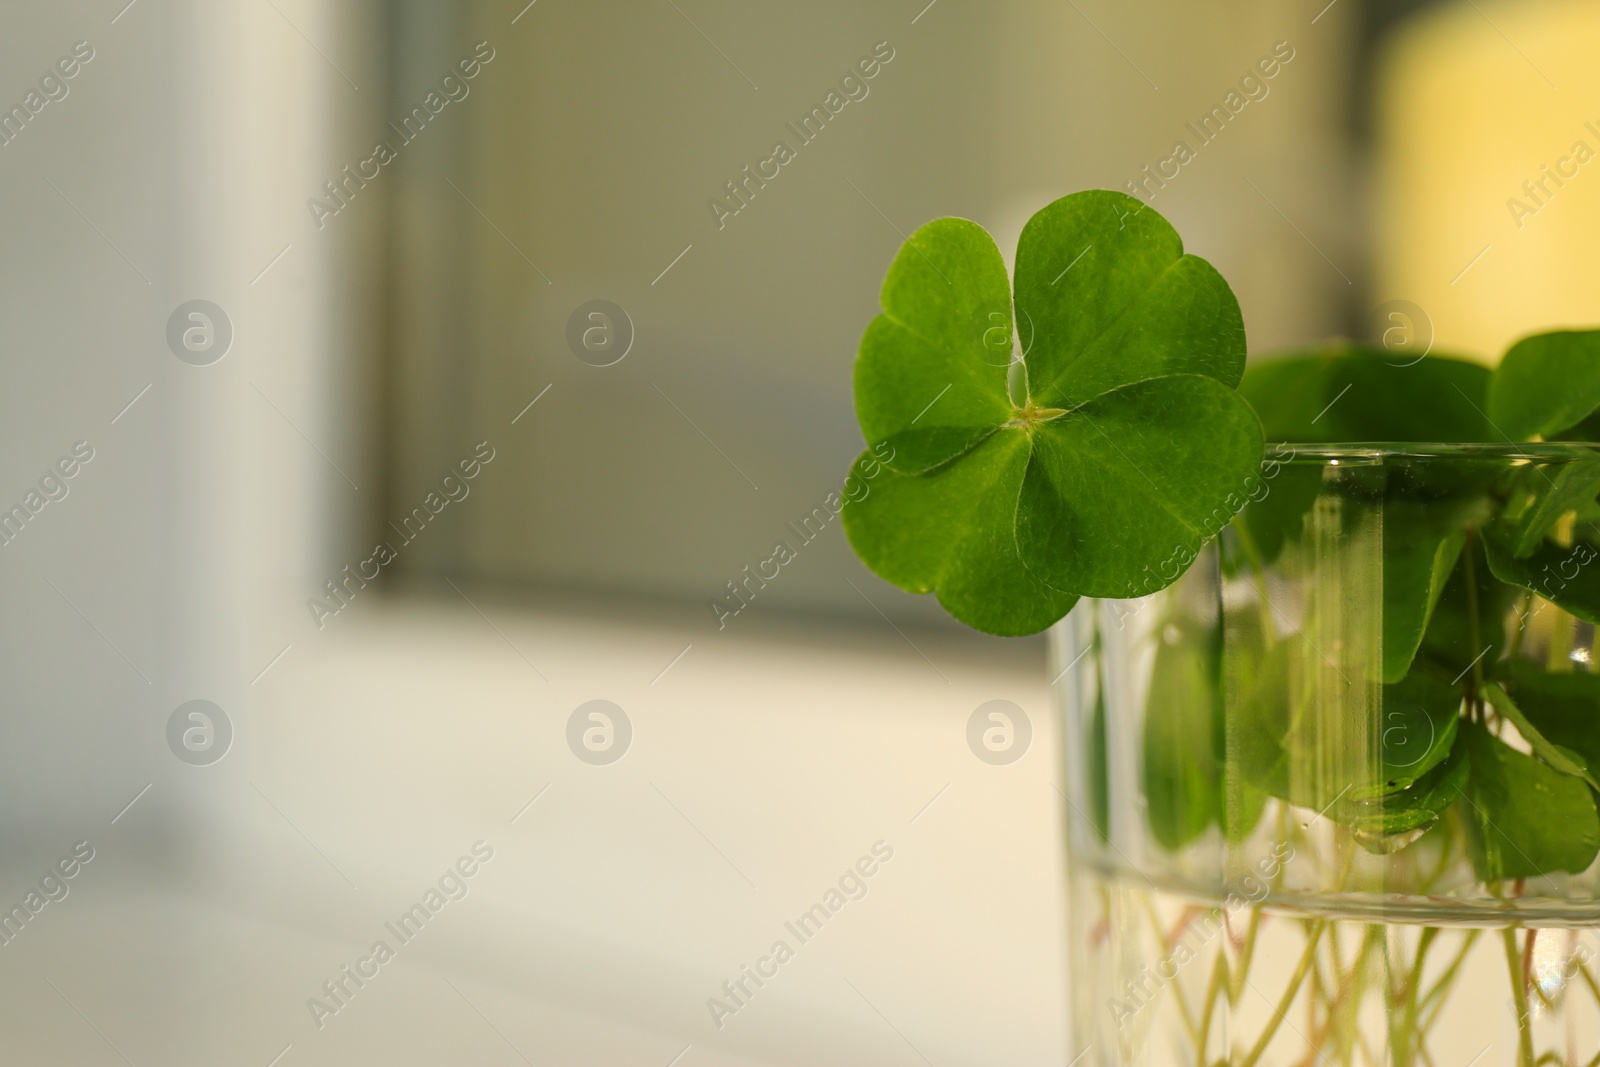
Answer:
[0,0,1596,1063]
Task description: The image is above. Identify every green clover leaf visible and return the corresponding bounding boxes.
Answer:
[1497,661,1600,780]
[1502,455,1600,557]
[843,191,1265,635]
[1482,682,1600,790]
[1459,719,1600,881]
[1142,613,1221,849]
[1239,345,1495,443]
[1488,329,1600,439]
[1482,526,1600,625]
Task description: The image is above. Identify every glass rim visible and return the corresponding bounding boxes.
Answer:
[1271,441,1600,461]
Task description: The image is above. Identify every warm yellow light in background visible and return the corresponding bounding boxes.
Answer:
[1378,0,1600,364]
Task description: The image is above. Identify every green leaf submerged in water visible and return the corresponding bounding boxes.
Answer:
[1457,719,1600,881]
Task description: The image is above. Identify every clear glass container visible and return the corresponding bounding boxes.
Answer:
[1053,445,1600,1067]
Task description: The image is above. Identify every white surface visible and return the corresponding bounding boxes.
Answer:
[1,598,1068,1066]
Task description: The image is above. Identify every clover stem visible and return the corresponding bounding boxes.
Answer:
[1141,897,1200,1045]
[1579,959,1600,1007]
[1547,610,1575,671]
[1508,590,1532,659]
[1239,918,1325,1067]
[1391,927,1437,1067]
[1194,951,1227,1063]
[1503,926,1536,1067]
[1232,520,1279,651]
[1462,530,1488,713]
[1230,907,1264,1005]
[1417,818,1456,893]
[1416,929,1480,1027]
